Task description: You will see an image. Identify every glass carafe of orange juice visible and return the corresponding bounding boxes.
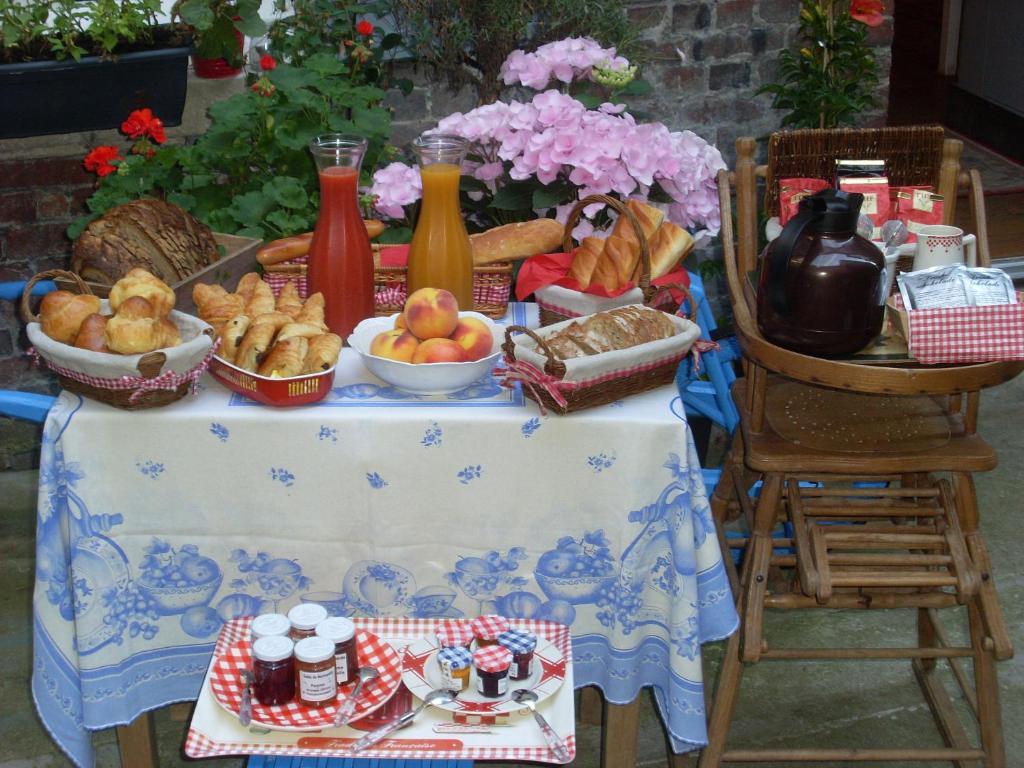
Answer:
[407,134,473,308]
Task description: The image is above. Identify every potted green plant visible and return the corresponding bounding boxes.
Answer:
[173,0,266,78]
[0,0,192,139]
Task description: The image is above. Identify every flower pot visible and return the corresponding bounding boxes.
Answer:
[0,46,189,140]
[191,28,244,79]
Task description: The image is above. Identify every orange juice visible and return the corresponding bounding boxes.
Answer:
[407,161,473,308]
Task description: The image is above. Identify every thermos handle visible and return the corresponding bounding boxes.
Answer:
[767,206,820,315]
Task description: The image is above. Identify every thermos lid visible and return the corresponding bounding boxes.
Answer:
[798,188,863,232]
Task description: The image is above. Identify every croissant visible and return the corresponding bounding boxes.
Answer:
[218,314,251,364]
[302,333,342,373]
[544,305,677,360]
[73,313,110,353]
[235,272,262,304]
[234,323,276,372]
[105,296,181,354]
[276,322,324,343]
[193,284,246,331]
[245,279,276,317]
[294,292,327,329]
[275,280,303,318]
[39,291,103,344]
[258,337,309,378]
[108,268,175,317]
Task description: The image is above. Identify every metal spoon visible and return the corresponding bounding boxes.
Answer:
[351,688,456,753]
[513,688,571,762]
[238,669,254,727]
[332,666,379,728]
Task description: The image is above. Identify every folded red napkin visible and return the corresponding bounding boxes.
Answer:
[516,250,690,303]
[378,244,409,267]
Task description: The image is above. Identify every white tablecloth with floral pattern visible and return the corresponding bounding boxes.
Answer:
[32,305,737,767]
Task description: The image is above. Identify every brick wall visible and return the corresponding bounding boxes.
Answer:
[0,0,894,455]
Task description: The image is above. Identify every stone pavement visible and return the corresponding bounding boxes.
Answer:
[1,375,1022,767]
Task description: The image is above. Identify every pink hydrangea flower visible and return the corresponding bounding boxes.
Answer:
[370,162,422,219]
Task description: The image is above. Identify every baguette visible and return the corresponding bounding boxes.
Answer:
[469,219,564,265]
[255,220,386,266]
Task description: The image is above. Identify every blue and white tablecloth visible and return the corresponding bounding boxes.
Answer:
[32,304,737,767]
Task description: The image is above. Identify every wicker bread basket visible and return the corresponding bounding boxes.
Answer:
[21,270,215,410]
[538,194,684,326]
[262,245,513,319]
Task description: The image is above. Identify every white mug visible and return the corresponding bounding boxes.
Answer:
[912,225,977,271]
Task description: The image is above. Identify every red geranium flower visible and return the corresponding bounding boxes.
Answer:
[83,146,122,177]
[260,54,276,71]
[121,108,165,144]
[850,0,884,26]
[356,19,373,36]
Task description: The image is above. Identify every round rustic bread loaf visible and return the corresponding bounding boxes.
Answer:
[72,198,221,286]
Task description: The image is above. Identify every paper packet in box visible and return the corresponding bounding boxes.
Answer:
[891,186,944,242]
[839,176,890,239]
[898,264,1017,310]
[778,178,830,225]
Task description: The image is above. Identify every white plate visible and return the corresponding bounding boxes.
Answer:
[400,636,566,714]
[347,312,502,395]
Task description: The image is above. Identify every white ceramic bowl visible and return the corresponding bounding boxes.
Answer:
[348,312,503,395]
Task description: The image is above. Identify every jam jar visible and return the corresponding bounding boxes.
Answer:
[435,619,474,649]
[252,635,295,706]
[315,617,358,686]
[251,613,290,641]
[471,615,509,648]
[294,636,338,708]
[437,646,473,692]
[287,603,328,642]
[498,629,537,680]
[473,645,513,698]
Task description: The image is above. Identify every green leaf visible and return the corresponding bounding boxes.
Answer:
[377,226,413,244]
[619,78,652,96]
[572,92,603,109]
[178,0,214,29]
[234,13,267,37]
[381,32,403,50]
[235,226,266,239]
[395,78,414,96]
[226,191,276,228]
[263,176,308,209]
[532,180,573,210]
[166,192,196,210]
[490,182,535,211]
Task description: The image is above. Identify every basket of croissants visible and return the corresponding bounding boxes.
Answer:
[192,273,342,406]
[500,301,701,415]
[21,269,215,409]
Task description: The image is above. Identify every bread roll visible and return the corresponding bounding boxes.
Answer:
[105,296,180,354]
[470,219,564,265]
[108,268,175,317]
[218,315,251,364]
[566,237,605,290]
[73,313,110,353]
[302,334,342,373]
[544,306,677,360]
[648,221,694,279]
[39,291,103,344]
[258,337,309,378]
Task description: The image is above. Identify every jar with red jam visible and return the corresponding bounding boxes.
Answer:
[435,619,473,649]
[473,645,513,698]
[252,635,295,706]
[497,629,537,680]
[315,617,358,686]
[294,636,338,708]
[471,614,509,648]
[437,646,473,692]
[287,603,328,642]
[251,613,290,642]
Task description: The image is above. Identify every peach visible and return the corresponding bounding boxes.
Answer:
[370,329,419,363]
[394,312,408,330]
[449,316,494,361]
[411,337,468,364]
[404,287,459,340]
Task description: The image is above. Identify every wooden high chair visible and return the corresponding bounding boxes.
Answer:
[698,128,1024,767]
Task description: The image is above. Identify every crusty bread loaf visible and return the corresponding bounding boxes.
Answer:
[72,199,221,286]
[648,220,694,279]
[566,236,605,289]
[470,219,564,265]
[544,306,677,360]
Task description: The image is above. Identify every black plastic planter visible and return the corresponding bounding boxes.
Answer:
[0,46,190,140]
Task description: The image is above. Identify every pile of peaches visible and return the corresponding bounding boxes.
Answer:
[370,288,494,364]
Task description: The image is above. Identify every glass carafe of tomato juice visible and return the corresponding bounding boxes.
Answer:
[407,134,473,308]
[308,134,375,338]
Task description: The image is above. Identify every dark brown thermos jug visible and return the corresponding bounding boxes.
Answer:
[757,189,886,357]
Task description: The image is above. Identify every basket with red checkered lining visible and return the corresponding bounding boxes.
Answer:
[209,630,401,730]
[887,292,1024,365]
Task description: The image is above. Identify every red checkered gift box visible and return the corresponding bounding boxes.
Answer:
[889,293,1024,365]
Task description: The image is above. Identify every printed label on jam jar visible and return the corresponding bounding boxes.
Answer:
[440,661,464,691]
[477,673,507,697]
[299,666,337,702]
[334,652,349,686]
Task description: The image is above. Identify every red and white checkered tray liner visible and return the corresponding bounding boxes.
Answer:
[893,293,1024,364]
[188,616,575,764]
[209,630,401,731]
